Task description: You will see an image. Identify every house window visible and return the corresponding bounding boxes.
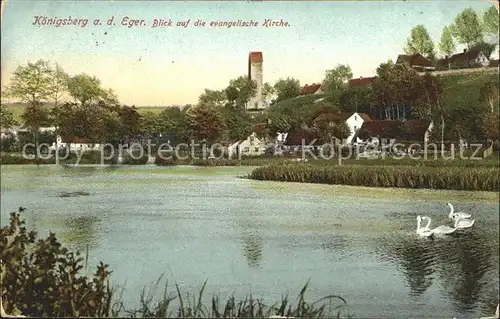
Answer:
[244,147,249,152]
[354,116,357,121]
[254,147,259,152]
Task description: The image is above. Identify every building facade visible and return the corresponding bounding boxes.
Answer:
[247,51,264,110]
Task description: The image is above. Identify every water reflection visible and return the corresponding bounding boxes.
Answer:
[435,231,495,314]
[240,232,264,268]
[377,234,437,297]
[60,215,101,252]
[377,229,499,315]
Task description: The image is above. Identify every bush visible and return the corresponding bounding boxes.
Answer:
[1,208,113,317]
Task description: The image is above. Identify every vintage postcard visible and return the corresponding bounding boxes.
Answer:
[1,0,499,318]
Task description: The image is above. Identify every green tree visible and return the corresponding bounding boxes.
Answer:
[118,106,142,138]
[154,106,189,141]
[224,76,257,108]
[482,5,499,38]
[186,104,226,143]
[314,120,350,144]
[198,89,227,108]
[262,82,275,104]
[222,106,252,141]
[3,60,52,105]
[0,107,18,129]
[48,63,69,108]
[3,60,56,161]
[371,61,421,120]
[273,77,301,102]
[322,64,353,96]
[438,26,456,57]
[21,103,51,160]
[479,81,500,113]
[450,8,484,48]
[414,73,446,146]
[404,25,436,58]
[67,74,117,107]
[267,116,291,136]
[65,74,120,143]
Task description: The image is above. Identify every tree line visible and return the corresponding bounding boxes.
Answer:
[403,6,498,62]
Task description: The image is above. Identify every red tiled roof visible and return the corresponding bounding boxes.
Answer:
[404,119,432,137]
[348,77,376,87]
[284,131,319,146]
[396,53,434,67]
[444,49,485,65]
[314,112,372,123]
[249,52,263,63]
[300,83,322,95]
[252,123,267,134]
[359,119,431,139]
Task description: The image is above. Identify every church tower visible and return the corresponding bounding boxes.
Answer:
[247,51,264,110]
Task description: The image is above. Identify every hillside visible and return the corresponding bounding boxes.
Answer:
[441,72,499,111]
[271,72,499,115]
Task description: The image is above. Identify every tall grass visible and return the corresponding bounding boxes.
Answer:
[114,277,350,318]
[248,163,499,191]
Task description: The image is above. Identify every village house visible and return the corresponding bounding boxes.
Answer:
[348,76,376,88]
[395,53,436,72]
[313,111,372,145]
[50,135,103,153]
[299,83,323,96]
[438,48,491,70]
[358,119,434,147]
[284,131,319,153]
[223,123,270,158]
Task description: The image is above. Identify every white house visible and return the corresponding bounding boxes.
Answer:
[313,112,372,145]
[443,49,491,68]
[50,135,102,153]
[237,132,268,157]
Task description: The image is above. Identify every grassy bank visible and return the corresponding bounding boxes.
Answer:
[0,208,350,318]
[248,163,499,192]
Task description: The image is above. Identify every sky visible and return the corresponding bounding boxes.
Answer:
[0,0,495,106]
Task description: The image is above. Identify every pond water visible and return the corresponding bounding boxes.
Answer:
[1,165,499,318]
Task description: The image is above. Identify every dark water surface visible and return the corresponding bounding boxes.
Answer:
[1,165,499,318]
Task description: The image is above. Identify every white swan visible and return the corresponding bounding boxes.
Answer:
[422,216,457,235]
[416,215,434,238]
[448,202,472,220]
[452,213,475,229]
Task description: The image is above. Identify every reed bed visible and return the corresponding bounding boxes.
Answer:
[248,163,499,191]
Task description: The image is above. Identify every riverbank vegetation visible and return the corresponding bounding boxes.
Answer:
[0,208,351,318]
[248,163,499,192]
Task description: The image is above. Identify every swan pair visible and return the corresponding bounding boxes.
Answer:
[447,203,475,229]
[416,215,456,238]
